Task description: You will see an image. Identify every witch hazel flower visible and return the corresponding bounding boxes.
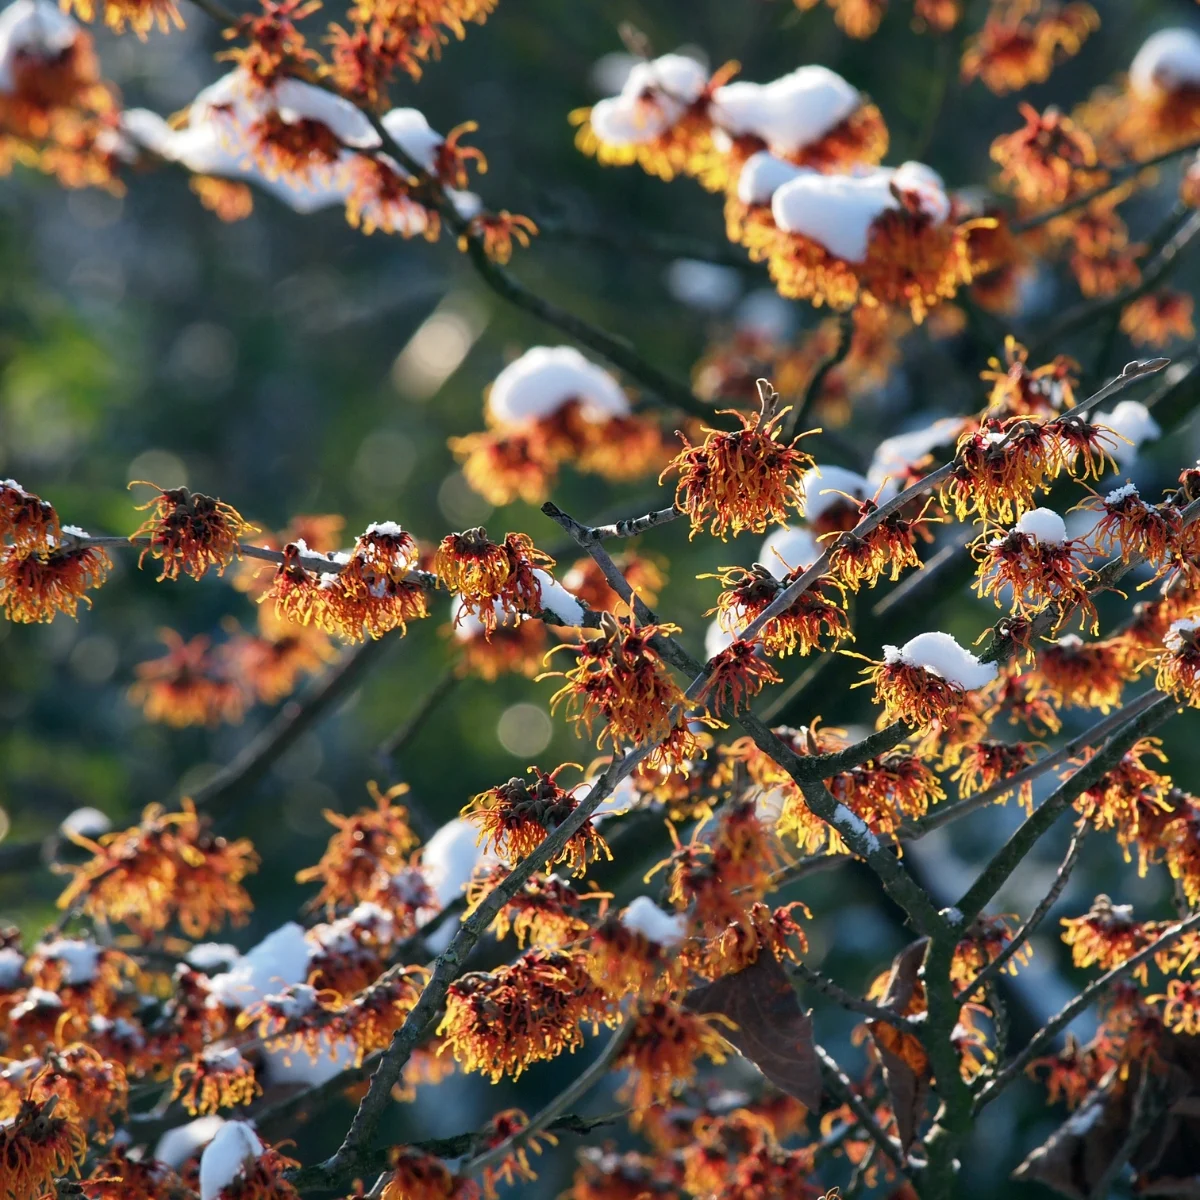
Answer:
[973,506,1096,631]
[857,631,998,727]
[1156,618,1200,708]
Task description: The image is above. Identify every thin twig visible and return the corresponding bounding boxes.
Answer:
[816,1044,909,1179]
[975,909,1200,1111]
[790,960,912,1024]
[462,1025,632,1180]
[954,819,1089,1006]
[376,668,460,767]
[786,311,854,440]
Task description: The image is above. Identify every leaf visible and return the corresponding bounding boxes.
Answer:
[867,939,931,1151]
[685,949,821,1110]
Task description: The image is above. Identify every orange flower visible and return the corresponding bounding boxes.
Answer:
[1027,1032,1109,1109]
[1151,979,1200,1036]
[662,402,815,540]
[1155,618,1200,708]
[794,0,887,39]
[561,553,667,620]
[171,1047,260,1115]
[130,482,258,582]
[382,1148,480,1200]
[571,1148,683,1200]
[1035,634,1132,712]
[972,510,1095,630]
[951,740,1039,813]
[63,0,183,38]
[453,608,547,680]
[826,497,938,591]
[438,949,613,1081]
[227,622,336,704]
[583,911,686,1001]
[0,541,112,623]
[296,781,420,914]
[436,528,552,634]
[1120,290,1196,348]
[1060,895,1159,983]
[190,175,255,221]
[1080,483,1182,568]
[915,0,961,32]
[57,799,258,939]
[982,664,1063,736]
[474,1109,558,1200]
[961,1,1098,95]
[690,900,810,977]
[991,104,1100,208]
[462,767,610,877]
[815,750,946,847]
[0,1097,86,1197]
[542,614,687,754]
[25,1046,128,1143]
[467,866,603,949]
[0,479,59,551]
[344,154,439,239]
[704,564,852,657]
[940,417,1061,523]
[461,210,539,264]
[982,337,1079,419]
[698,641,782,718]
[1074,739,1174,870]
[952,914,1030,994]
[222,0,322,87]
[616,1001,730,1114]
[130,630,248,727]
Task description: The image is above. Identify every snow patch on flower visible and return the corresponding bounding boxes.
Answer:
[1130,28,1200,98]
[621,896,687,947]
[736,150,806,206]
[772,162,949,263]
[264,1033,355,1087]
[712,66,862,157]
[1105,482,1139,505]
[199,1120,263,1200]
[588,53,708,147]
[704,616,738,660]
[420,817,495,907]
[884,631,998,691]
[1097,400,1161,467]
[486,346,630,426]
[1165,617,1200,651]
[0,0,79,93]
[379,106,442,170]
[1013,507,1067,545]
[799,464,882,521]
[38,938,99,985]
[533,570,587,626]
[868,416,969,486]
[155,1115,226,1168]
[205,923,309,1010]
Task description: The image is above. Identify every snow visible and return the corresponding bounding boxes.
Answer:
[759,525,819,579]
[420,817,493,907]
[831,803,880,853]
[450,596,516,640]
[621,896,687,947]
[1165,617,1200,651]
[588,53,709,147]
[0,947,24,989]
[736,151,806,206]
[380,107,443,171]
[1012,507,1067,545]
[10,987,62,1020]
[1105,482,1139,505]
[486,346,630,427]
[187,943,241,971]
[1096,400,1161,468]
[1130,28,1200,98]
[735,289,796,341]
[155,1115,226,1168]
[772,162,949,263]
[38,938,99,985]
[578,775,642,824]
[205,923,309,1010]
[712,66,862,157]
[664,258,742,311]
[363,520,410,539]
[884,631,999,691]
[799,465,884,521]
[868,416,970,485]
[59,806,111,839]
[533,569,587,626]
[60,524,89,538]
[272,78,379,149]
[754,787,787,824]
[199,1120,263,1200]
[0,0,79,93]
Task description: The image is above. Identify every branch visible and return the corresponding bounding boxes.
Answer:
[376,667,460,768]
[953,693,1176,925]
[953,818,1089,1006]
[974,909,1200,1111]
[790,960,914,1024]
[816,1044,910,1179]
[462,1025,632,1181]
[1011,137,1200,234]
[786,310,855,440]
